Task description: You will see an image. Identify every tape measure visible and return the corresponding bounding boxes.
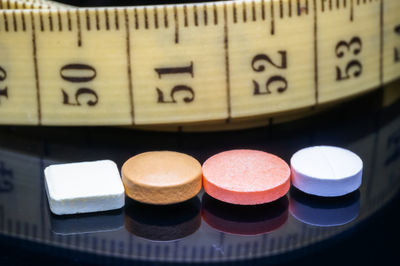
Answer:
[0,0,399,130]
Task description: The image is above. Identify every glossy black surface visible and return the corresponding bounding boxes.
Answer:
[0,81,399,265]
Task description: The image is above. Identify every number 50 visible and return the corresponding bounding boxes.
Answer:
[60,63,99,106]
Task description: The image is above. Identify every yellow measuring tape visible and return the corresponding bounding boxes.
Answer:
[0,0,399,130]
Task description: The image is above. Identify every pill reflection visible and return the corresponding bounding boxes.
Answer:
[289,188,360,227]
[201,194,289,235]
[50,209,124,235]
[125,196,201,241]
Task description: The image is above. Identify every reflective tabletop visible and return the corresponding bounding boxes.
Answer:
[0,79,399,264]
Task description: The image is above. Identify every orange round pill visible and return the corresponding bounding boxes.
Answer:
[202,149,290,205]
[122,151,202,205]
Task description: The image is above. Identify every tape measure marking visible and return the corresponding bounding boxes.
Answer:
[379,0,383,85]
[223,3,231,121]
[30,9,42,124]
[75,9,81,45]
[313,0,319,103]
[0,0,399,127]
[124,8,135,124]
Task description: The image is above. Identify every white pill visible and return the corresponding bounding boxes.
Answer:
[44,160,125,215]
[290,146,363,197]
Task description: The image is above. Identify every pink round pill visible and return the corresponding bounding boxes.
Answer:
[202,149,291,205]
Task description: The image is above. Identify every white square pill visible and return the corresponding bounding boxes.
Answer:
[44,160,125,215]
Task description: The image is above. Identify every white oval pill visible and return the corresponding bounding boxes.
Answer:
[290,146,363,197]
